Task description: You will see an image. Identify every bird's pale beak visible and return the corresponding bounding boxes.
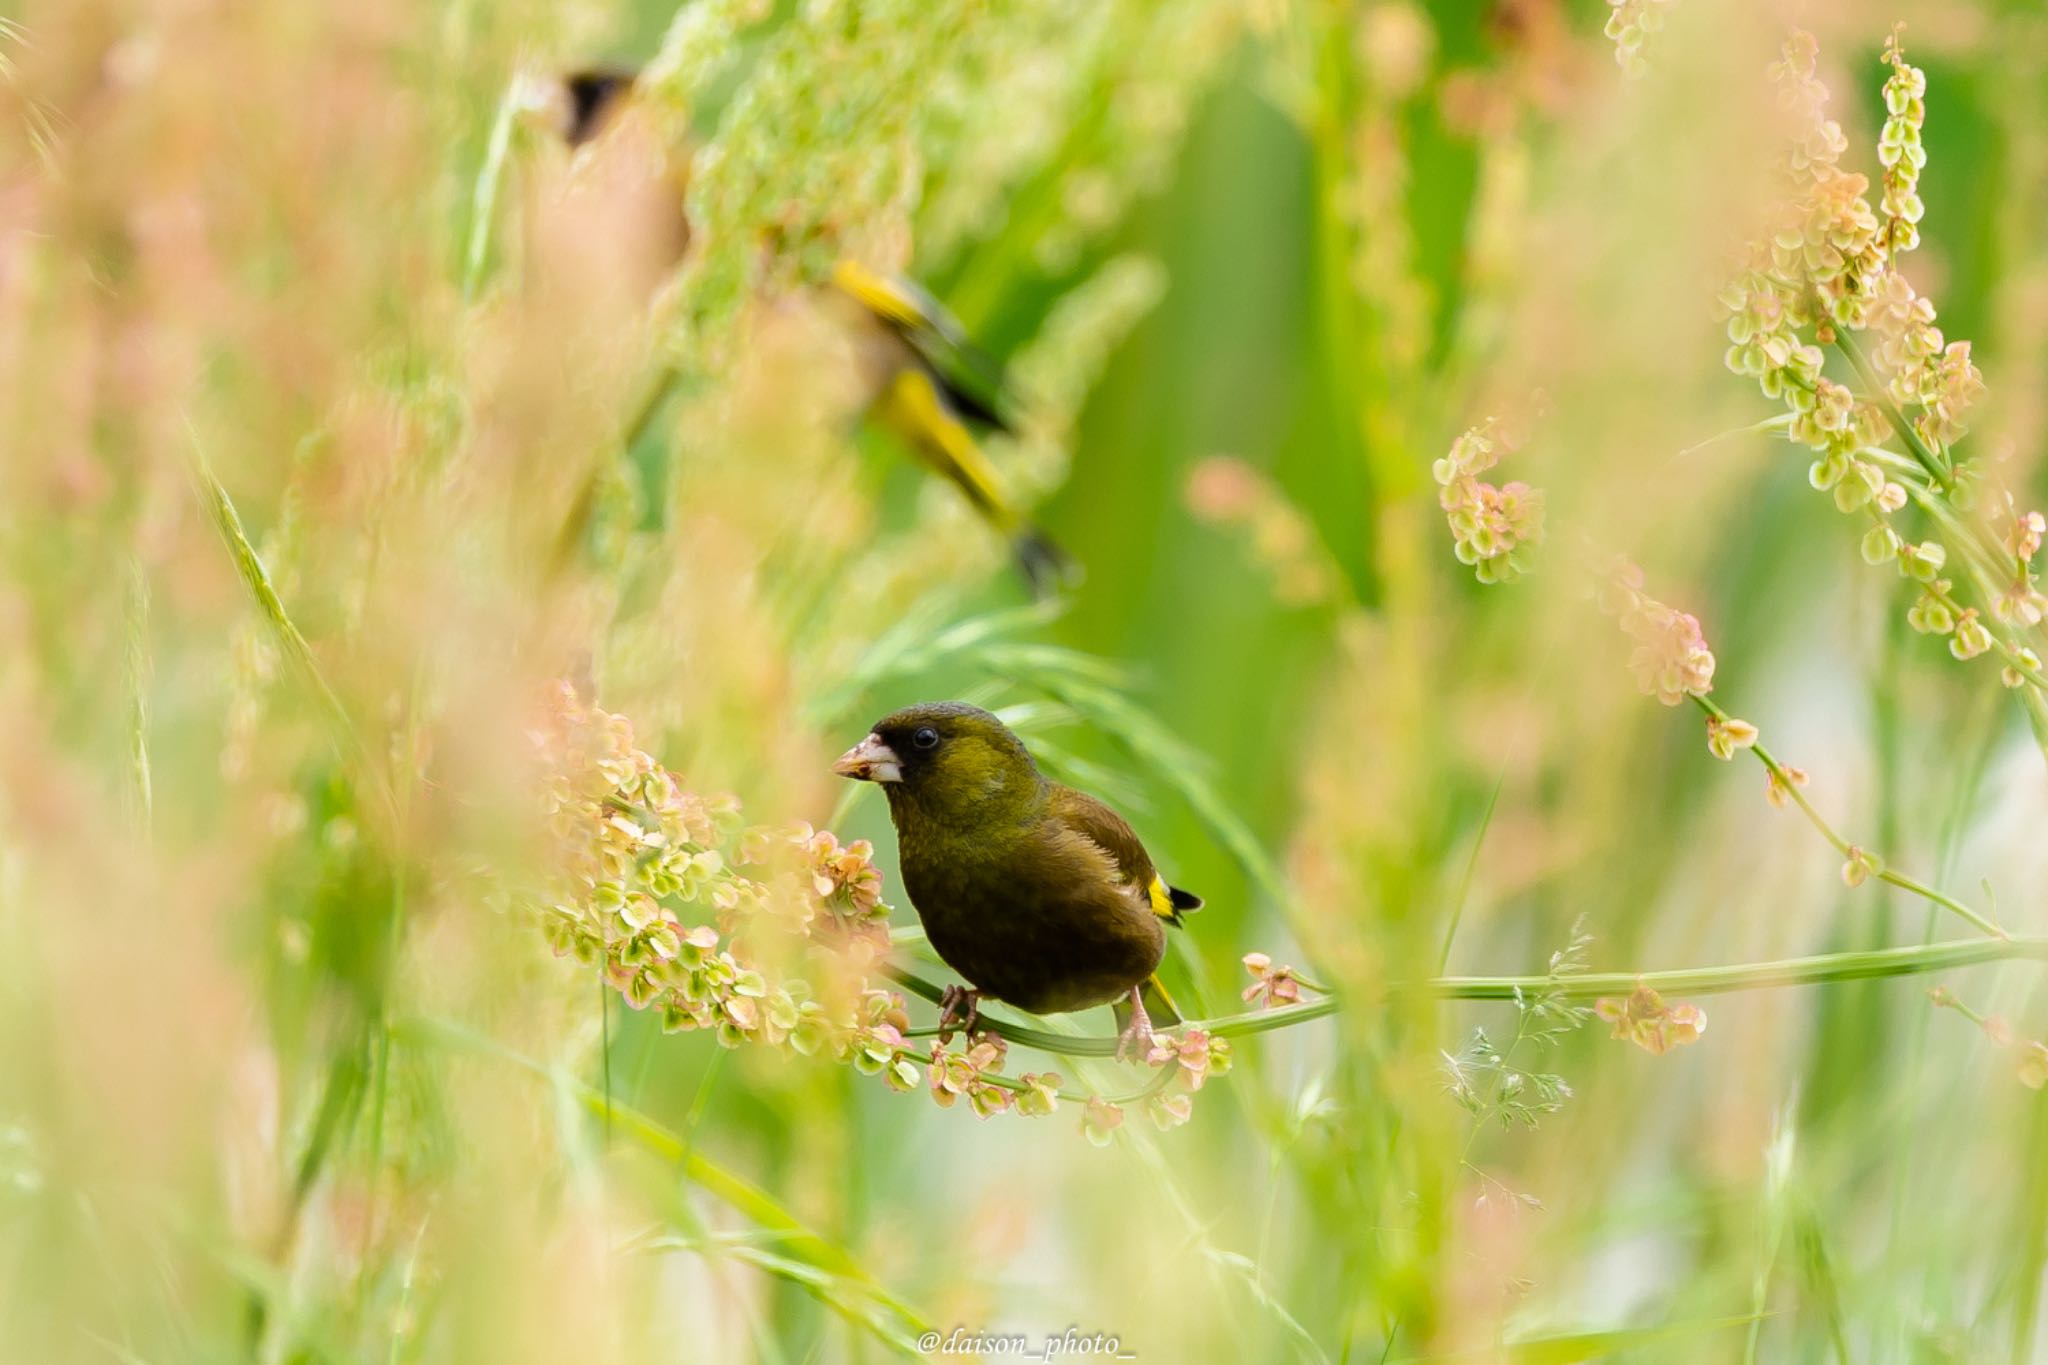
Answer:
[832,734,902,783]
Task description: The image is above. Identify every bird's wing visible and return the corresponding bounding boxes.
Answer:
[830,260,1014,431]
[1045,785,1187,926]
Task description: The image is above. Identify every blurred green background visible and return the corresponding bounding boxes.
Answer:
[5,0,2048,1361]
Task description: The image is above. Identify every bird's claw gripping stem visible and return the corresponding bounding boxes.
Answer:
[1114,986,1154,1063]
[937,985,981,1044]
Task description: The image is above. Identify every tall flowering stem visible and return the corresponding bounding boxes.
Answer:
[1588,555,2004,942]
[1687,693,2003,939]
[1718,29,2048,719]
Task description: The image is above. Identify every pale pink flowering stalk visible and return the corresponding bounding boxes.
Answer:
[1991,503,2048,687]
[928,1036,1015,1119]
[1840,846,1882,888]
[1705,714,1758,761]
[1433,416,1545,585]
[531,683,913,1074]
[1763,763,1811,809]
[1876,27,1927,255]
[1146,1093,1194,1131]
[1714,29,2048,708]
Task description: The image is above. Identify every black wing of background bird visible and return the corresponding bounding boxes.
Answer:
[830,262,1017,431]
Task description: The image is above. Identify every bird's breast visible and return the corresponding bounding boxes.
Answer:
[895,832,1163,1015]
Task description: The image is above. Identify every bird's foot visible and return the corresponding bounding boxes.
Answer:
[936,985,981,1045]
[1114,987,1154,1063]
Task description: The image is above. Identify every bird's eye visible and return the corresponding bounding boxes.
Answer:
[912,726,941,750]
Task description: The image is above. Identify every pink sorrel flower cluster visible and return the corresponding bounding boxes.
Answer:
[1433,415,1545,585]
[1599,560,1716,706]
[1594,984,1707,1056]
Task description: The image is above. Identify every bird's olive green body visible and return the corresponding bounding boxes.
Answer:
[851,703,1178,1015]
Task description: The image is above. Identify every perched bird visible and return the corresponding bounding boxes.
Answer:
[532,67,1076,595]
[833,702,1200,1059]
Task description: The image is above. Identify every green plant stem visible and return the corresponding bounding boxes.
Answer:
[461,80,521,304]
[1833,331,1952,490]
[600,976,613,1148]
[190,434,396,821]
[1437,765,1507,973]
[886,936,2048,1059]
[123,557,152,831]
[1691,694,2004,938]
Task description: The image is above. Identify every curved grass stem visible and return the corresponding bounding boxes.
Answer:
[886,935,2048,1059]
[1690,694,2004,938]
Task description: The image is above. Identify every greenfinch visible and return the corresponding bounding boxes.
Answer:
[538,68,1075,595]
[833,702,1199,1060]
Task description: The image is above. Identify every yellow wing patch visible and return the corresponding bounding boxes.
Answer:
[877,370,1016,525]
[830,259,926,330]
[1147,876,1176,920]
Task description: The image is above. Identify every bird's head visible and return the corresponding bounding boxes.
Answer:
[832,702,1043,822]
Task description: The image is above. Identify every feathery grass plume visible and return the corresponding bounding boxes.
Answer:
[640,0,772,115]
[662,0,975,369]
[1438,920,1593,1261]
[1014,254,1169,429]
[921,0,1249,289]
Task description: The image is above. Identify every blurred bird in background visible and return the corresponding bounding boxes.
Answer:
[525,67,1076,596]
